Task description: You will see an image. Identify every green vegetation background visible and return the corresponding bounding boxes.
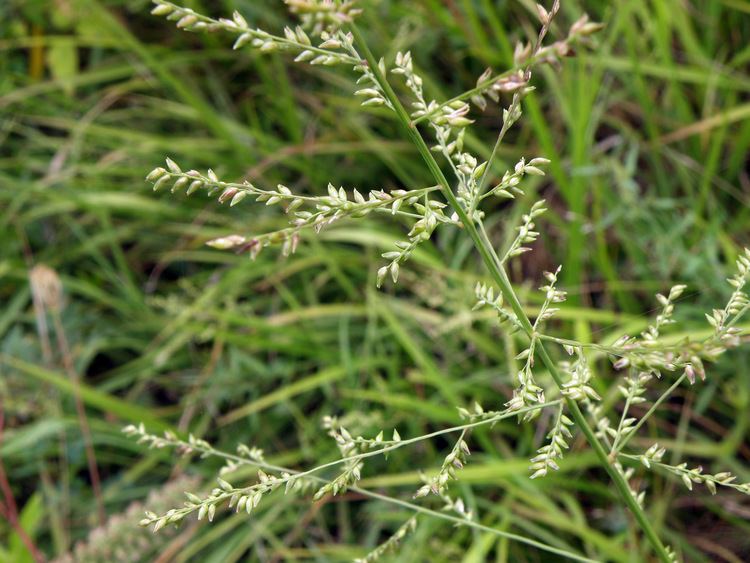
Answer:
[1,0,749,561]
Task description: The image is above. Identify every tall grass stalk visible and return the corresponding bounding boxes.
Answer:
[346,23,672,562]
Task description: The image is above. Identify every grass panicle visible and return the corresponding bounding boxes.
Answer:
[124,2,750,561]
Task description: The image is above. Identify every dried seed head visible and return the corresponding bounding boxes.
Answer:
[30,264,64,312]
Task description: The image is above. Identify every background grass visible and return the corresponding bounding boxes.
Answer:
[1,0,749,561]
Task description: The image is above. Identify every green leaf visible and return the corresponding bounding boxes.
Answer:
[9,493,43,563]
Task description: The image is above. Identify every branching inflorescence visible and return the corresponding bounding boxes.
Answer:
[132,1,750,561]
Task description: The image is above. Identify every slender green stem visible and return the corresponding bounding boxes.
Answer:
[180,440,597,562]
[470,108,516,215]
[351,488,596,563]
[612,373,687,456]
[724,302,750,331]
[258,401,559,483]
[611,393,634,454]
[617,453,750,495]
[349,23,672,562]
[537,334,621,352]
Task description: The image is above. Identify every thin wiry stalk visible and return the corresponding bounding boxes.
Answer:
[128,401,556,516]
[30,264,105,526]
[470,110,515,215]
[134,431,596,562]
[611,384,637,454]
[611,372,688,457]
[471,0,557,214]
[51,311,105,526]
[347,23,672,563]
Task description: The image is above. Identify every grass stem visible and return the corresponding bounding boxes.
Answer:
[349,22,672,562]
